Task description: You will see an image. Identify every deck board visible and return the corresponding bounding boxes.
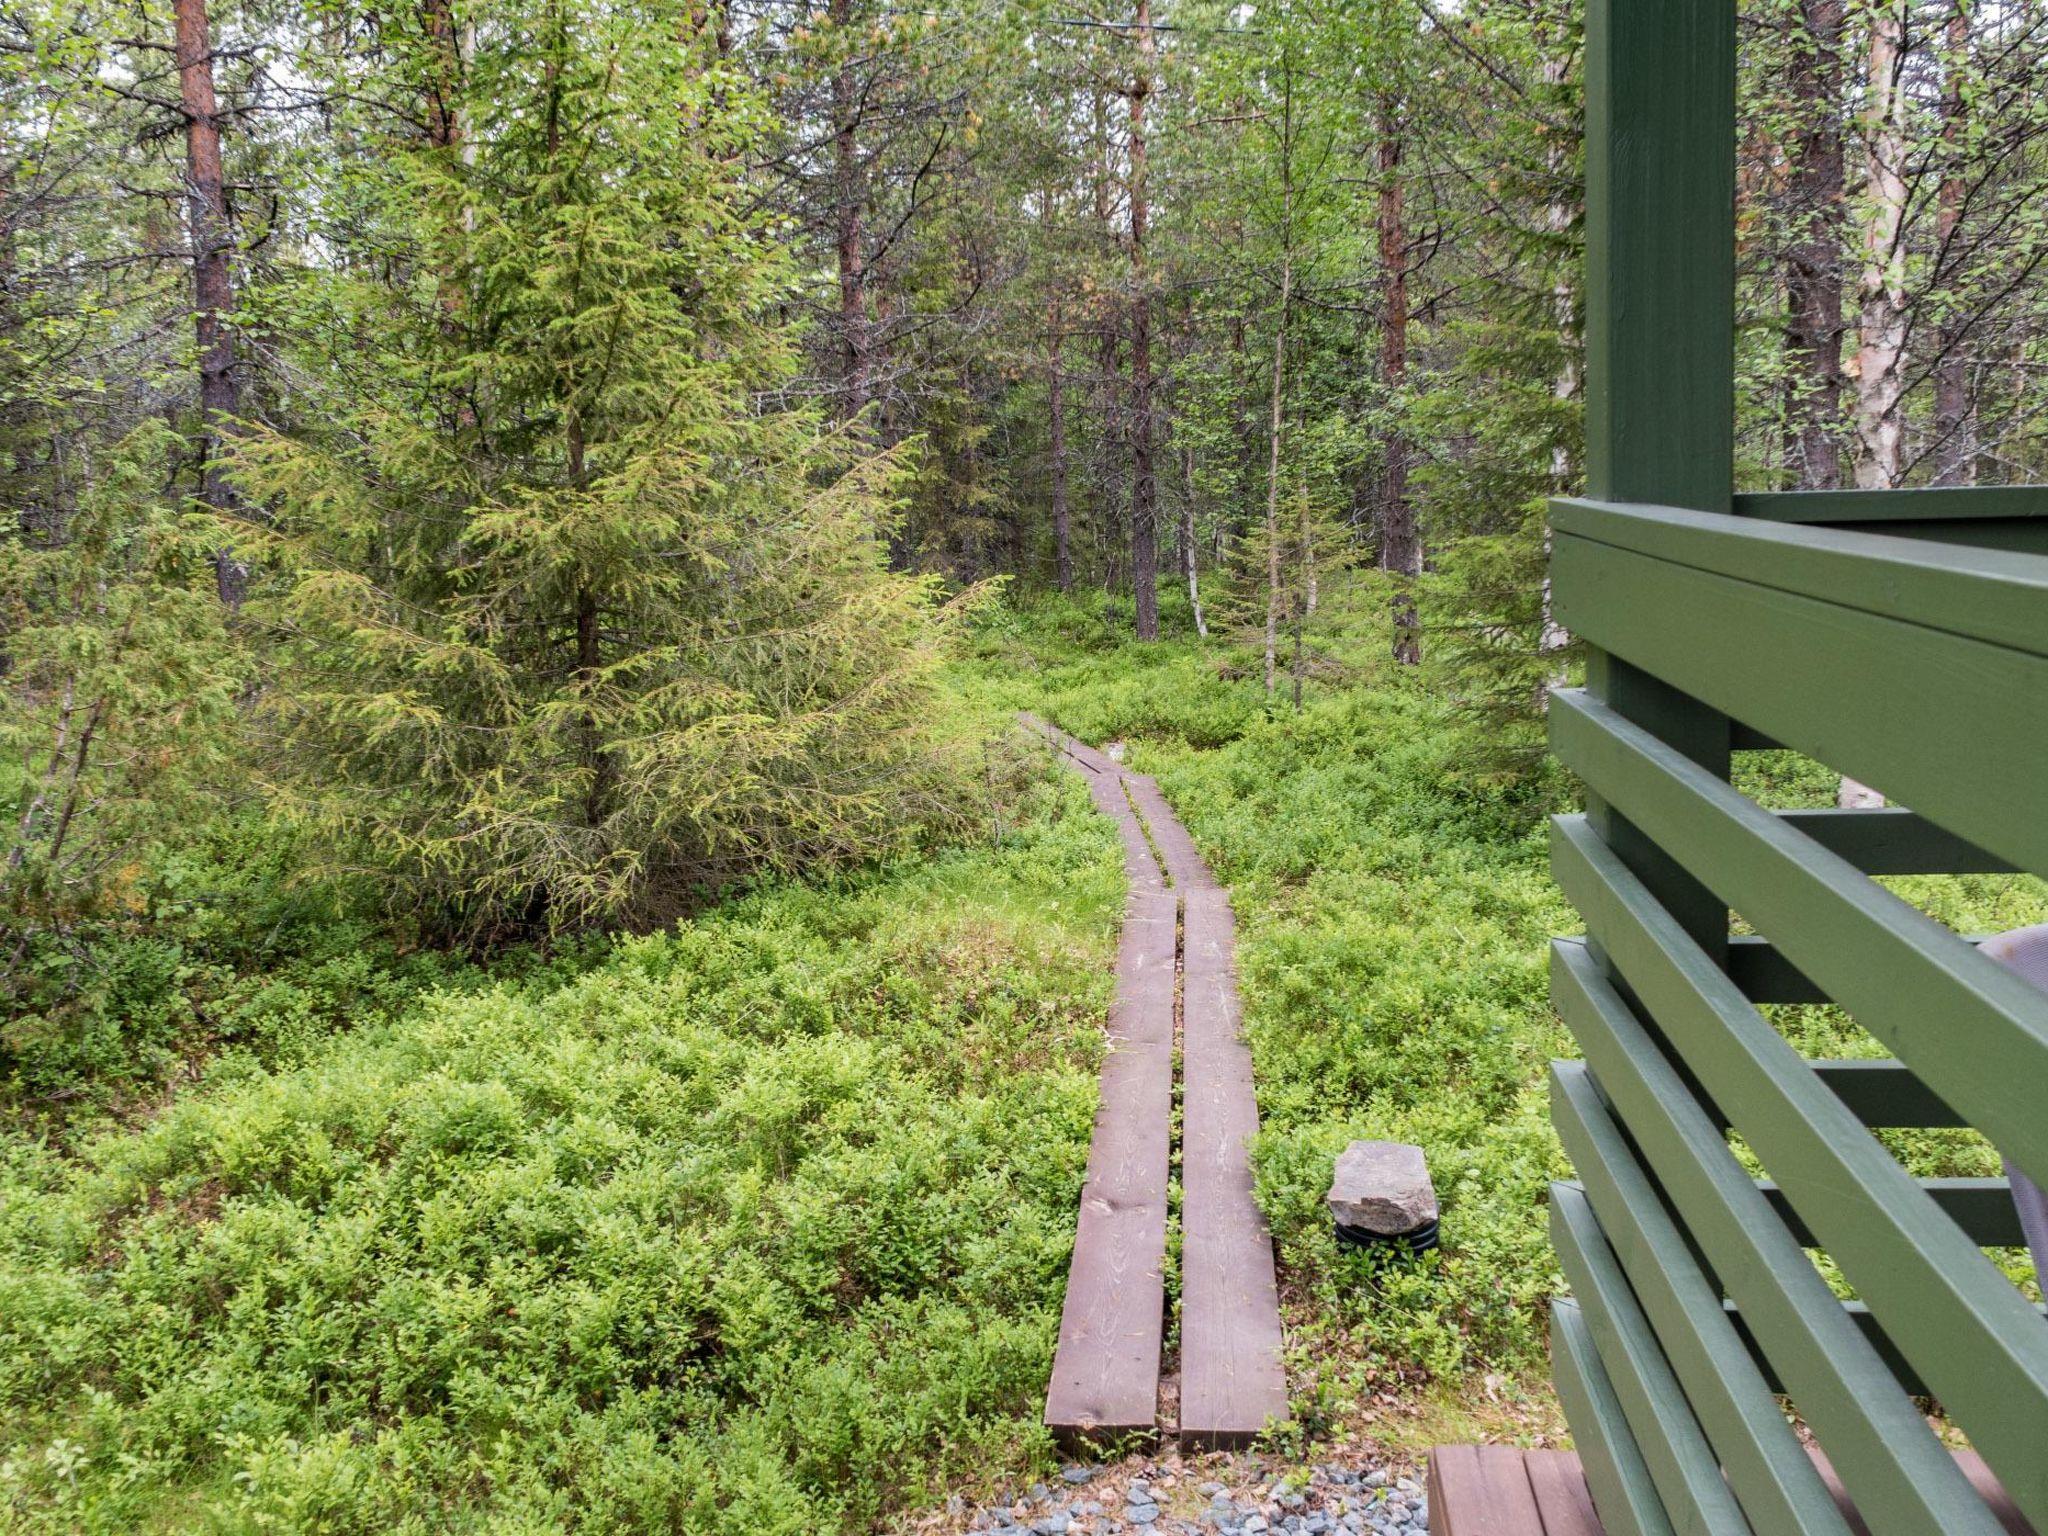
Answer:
[1429,1446,2035,1536]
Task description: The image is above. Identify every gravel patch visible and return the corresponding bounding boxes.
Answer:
[911,1448,1431,1536]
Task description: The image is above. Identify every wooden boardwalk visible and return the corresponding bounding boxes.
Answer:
[1027,716,1288,1449]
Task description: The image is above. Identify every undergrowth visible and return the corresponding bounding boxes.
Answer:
[0,760,1120,1532]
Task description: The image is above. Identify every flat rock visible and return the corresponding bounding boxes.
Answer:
[1327,1141,1436,1235]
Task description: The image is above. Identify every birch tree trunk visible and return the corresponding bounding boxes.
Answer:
[1842,1,1911,811]
[1181,444,1207,637]
[1050,320,1073,592]
[1262,65,1295,697]
[830,0,871,424]
[1784,0,1847,491]
[1932,1,1976,487]
[173,0,242,604]
[1853,1,1909,492]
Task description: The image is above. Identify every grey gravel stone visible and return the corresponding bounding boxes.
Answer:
[1062,1466,1098,1486]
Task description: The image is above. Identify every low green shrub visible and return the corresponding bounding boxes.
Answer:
[0,771,1119,1532]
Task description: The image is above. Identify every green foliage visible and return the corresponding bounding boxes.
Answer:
[0,770,1121,1532]
[2,427,248,1043]
[234,4,974,937]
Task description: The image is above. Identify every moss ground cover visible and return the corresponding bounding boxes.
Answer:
[0,766,1120,1533]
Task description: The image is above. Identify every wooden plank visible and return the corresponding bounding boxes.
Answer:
[1575,0,1734,968]
[1552,688,2048,1188]
[1549,937,1997,1536]
[1581,0,1731,510]
[1552,1073,1852,1536]
[1428,1444,1545,1536]
[1552,819,2048,1525]
[1549,540,2048,877]
[1553,500,2048,658]
[1043,884,1174,1445]
[1759,1177,2027,1249]
[1525,1450,1605,1536]
[1732,486,2048,524]
[1553,1300,1677,1536]
[1772,809,2014,876]
[1550,1186,1755,1535]
[1179,882,1288,1448]
[1022,715,1167,893]
[1122,772,1216,892]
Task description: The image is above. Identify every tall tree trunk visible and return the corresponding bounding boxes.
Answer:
[1049,319,1073,591]
[1262,66,1294,698]
[1932,1,1975,487]
[173,0,241,604]
[1538,49,1579,670]
[1181,443,1207,637]
[1783,0,1847,492]
[1841,0,1909,812]
[1126,0,1159,641]
[1376,93,1421,665]
[830,0,870,423]
[1853,1,1909,493]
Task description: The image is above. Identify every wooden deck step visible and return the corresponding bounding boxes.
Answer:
[1427,1446,2037,1536]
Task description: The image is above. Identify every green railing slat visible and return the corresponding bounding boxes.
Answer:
[1551,1183,1757,1535]
[1550,937,1999,1536]
[1553,817,2048,1522]
[1551,687,2048,1185]
[1760,1178,2027,1249]
[1552,1075,1850,1536]
[1552,500,2048,658]
[1771,810,2013,876]
[1551,540,2048,875]
[1553,1298,1678,1536]
[1732,487,2048,524]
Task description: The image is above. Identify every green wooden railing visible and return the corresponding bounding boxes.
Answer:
[1546,3,2048,1534]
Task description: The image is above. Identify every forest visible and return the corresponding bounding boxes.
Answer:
[4,0,2048,1530]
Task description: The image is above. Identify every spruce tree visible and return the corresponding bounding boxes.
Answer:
[234,1,967,934]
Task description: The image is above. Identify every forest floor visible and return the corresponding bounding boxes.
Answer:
[11,592,2039,1533]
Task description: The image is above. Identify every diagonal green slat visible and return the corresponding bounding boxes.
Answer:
[1549,937,2000,1536]
[1553,818,2048,1526]
[1551,686,2048,1189]
[1551,1183,1758,1535]
[1553,1298,1678,1536]
[1549,542,2048,877]
[1551,1070,1853,1536]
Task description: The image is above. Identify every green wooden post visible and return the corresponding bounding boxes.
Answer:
[1579,0,1736,962]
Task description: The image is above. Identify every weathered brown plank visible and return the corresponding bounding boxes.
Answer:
[1428,1445,1546,1535]
[1123,772,1217,891]
[1526,1450,1606,1536]
[1043,884,1175,1444]
[1179,882,1289,1448]
[1033,714,1175,1446]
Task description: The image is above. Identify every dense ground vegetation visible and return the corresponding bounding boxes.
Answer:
[1,751,1121,1532]
[8,0,2048,1528]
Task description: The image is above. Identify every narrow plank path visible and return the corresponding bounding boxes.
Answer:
[1027,715,1288,1449]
